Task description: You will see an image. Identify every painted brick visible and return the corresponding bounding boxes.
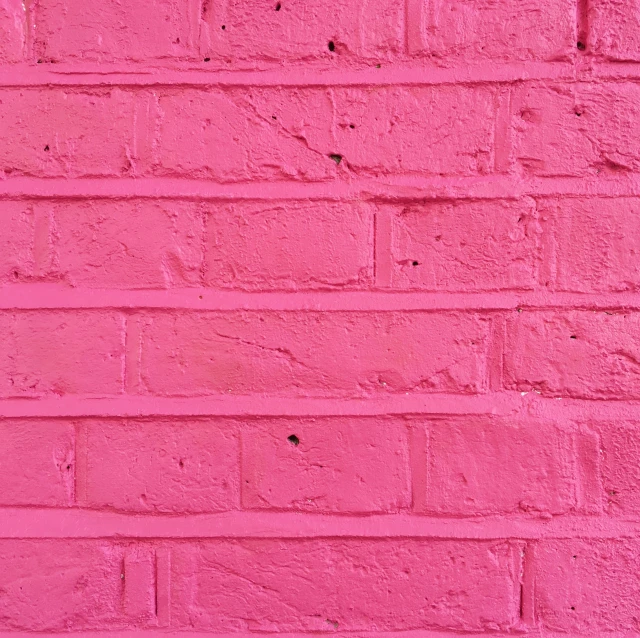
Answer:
[390,199,539,291]
[600,423,640,515]
[542,197,640,292]
[205,201,373,289]
[535,540,640,633]
[590,0,640,60]
[152,86,496,179]
[420,419,577,515]
[241,418,410,512]
[504,311,640,399]
[0,89,141,178]
[201,0,403,65]
[51,200,204,288]
[0,541,129,631]
[407,0,575,61]
[84,419,239,513]
[0,201,34,283]
[137,311,490,397]
[34,0,199,62]
[0,0,25,62]
[0,311,125,397]
[513,83,640,176]
[0,419,74,506]
[170,539,519,632]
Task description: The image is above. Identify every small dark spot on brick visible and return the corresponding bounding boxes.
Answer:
[329,153,342,164]
[66,464,70,470]
[577,41,586,50]
[570,335,577,339]
[328,41,335,51]
[272,115,277,120]
[44,145,50,151]
[326,619,339,629]
[517,307,523,313]
[349,124,355,129]
[435,235,442,241]
[221,24,226,30]
[609,490,617,495]
[275,2,281,9]
[575,111,582,117]
[570,606,576,611]
[199,295,203,299]
[204,57,211,62]
[412,261,419,266]
[375,64,381,68]
[179,459,185,468]
[572,555,577,559]
[13,270,18,279]
[287,434,300,446]
[37,59,42,64]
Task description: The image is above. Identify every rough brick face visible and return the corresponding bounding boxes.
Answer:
[0,311,125,397]
[0,89,141,178]
[51,200,204,288]
[504,311,640,399]
[419,419,578,516]
[201,0,403,65]
[83,419,240,513]
[35,0,199,63]
[535,540,640,633]
[0,0,638,634]
[137,311,490,396]
[390,199,539,290]
[205,201,373,289]
[170,540,520,632]
[0,420,74,506]
[542,197,640,292]
[242,418,411,512]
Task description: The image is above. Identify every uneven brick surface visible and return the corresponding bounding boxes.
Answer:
[0,0,638,635]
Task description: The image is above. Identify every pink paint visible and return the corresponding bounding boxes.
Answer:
[0,0,637,633]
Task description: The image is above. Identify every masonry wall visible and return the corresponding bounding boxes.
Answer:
[0,0,639,635]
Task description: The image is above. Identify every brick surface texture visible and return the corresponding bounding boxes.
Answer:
[0,0,638,636]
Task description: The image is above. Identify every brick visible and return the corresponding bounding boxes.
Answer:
[171,539,519,632]
[84,419,239,513]
[52,200,204,288]
[0,0,25,62]
[421,419,576,515]
[205,201,373,289]
[152,89,335,181]
[242,418,410,512]
[513,83,640,176]
[34,0,199,62]
[407,0,574,61]
[390,199,539,291]
[201,0,402,65]
[152,86,496,179]
[0,419,74,506]
[138,311,490,397]
[542,197,640,292]
[0,201,34,283]
[600,423,640,515]
[535,540,640,633]
[590,0,640,60]
[0,89,140,178]
[0,311,125,397]
[0,540,130,630]
[504,311,640,399]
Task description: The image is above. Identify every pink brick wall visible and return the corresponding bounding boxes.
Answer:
[0,0,638,636]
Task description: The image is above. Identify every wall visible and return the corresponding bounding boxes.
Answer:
[0,0,638,635]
